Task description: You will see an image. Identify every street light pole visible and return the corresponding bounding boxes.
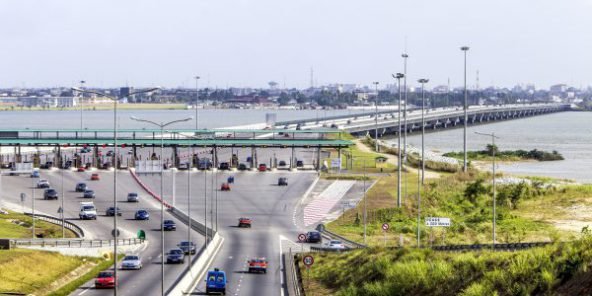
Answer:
[461,46,470,172]
[373,82,379,152]
[417,78,429,248]
[73,87,160,296]
[79,80,85,130]
[402,53,409,163]
[32,175,36,238]
[61,163,64,238]
[392,73,405,208]
[363,160,367,244]
[187,164,192,273]
[130,116,192,296]
[475,131,499,250]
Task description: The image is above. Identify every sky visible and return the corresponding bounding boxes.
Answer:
[0,0,590,90]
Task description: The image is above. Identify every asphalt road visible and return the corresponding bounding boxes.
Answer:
[138,170,320,296]
[0,169,205,296]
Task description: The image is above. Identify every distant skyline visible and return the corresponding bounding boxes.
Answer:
[1,0,590,89]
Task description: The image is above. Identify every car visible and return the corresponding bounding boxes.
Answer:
[43,189,58,200]
[205,268,227,295]
[79,202,97,220]
[220,183,230,191]
[40,161,53,169]
[120,255,142,270]
[296,160,304,167]
[30,170,40,178]
[325,240,346,250]
[218,162,230,170]
[238,217,251,228]
[238,163,247,171]
[166,248,185,264]
[258,164,267,172]
[77,167,86,172]
[198,159,212,170]
[91,173,100,180]
[80,147,91,153]
[178,241,197,255]
[106,150,114,157]
[163,220,177,231]
[83,189,96,199]
[127,192,139,202]
[95,271,116,289]
[106,207,122,217]
[306,231,322,243]
[101,163,111,170]
[63,160,72,170]
[75,182,87,192]
[37,179,50,188]
[134,209,150,220]
[278,160,287,167]
[330,123,338,129]
[248,258,268,274]
[177,162,189,170]
[278,177,288,186]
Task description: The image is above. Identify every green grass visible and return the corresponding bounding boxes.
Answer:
[48,254,122,296]
[326,132,396,173]
[300,233,592,296]
[0,249,100,295]
[0,211,77,238]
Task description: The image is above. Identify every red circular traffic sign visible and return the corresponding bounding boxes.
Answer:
[303,255,314,267]
[382,223,390,231]
[298,233,307,242]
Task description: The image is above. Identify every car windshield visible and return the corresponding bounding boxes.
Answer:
[129,193,137,197]
[98,272,112,278]
[216,275,225,283]
[124,256,138,261]
[164,220,174,224]
[180,241,193,246]
[330,241,342,245]
[85,190,93,193]
[170,249,182,255]
[208,275,216,282]
[83,206,95,211]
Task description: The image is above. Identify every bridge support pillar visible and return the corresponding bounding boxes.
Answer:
[16,145,22,163]
[93,145,99,168]
[213,146,218,168]
[132,145,137,168]
[316,146,321,172]
[290,146,296,171]
[56,145,61,168]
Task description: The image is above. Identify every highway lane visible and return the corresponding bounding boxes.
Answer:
[0,169,205,296]
[138,170,319,296]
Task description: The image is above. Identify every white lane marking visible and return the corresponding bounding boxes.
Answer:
[78,286,91,295]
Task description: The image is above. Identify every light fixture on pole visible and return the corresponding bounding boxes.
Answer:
[461,46,470,172]
[475,131,499,250]
[392,73,405,208]
[130,115,192,296]
[72,86,160,296]
[372,82,380,152]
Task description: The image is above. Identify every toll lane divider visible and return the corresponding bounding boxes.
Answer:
[128,168,224,296]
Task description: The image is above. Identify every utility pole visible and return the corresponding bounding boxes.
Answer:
[461,46,470,172]
[392,73,404,208]
[373,82,380,152]
[475,131,500,250]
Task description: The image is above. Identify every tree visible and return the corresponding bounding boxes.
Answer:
[485,144,499,156]
[277,92,291,106]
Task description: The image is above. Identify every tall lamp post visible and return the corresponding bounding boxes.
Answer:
[392,73,405,208]
[461,46,470,172]
[78,80,85,130]
[130,116,192,296]
[402,53,409,163]
[71,87,159,296]
[373,81,380,152]
[475,131,499,250]
[416,78,429,248]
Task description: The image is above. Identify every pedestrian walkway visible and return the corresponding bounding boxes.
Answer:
[303,180,355,226]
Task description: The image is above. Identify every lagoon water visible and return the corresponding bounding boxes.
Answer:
[395,112,592,183]
[0,109,590,183]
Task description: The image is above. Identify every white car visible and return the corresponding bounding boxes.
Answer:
[37,179,50,188]
[127,193,139,202]
[121,255,142,270]
[325,240,346,250]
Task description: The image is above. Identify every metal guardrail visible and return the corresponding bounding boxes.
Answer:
[23,212,85,238]
[10,238,144,248]
[316,224,366,249]
[288,248,304,296]
[308,241,554,253]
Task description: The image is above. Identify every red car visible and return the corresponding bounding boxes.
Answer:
[220,183,230,191]
[258,164,267,172]
[91,173,100,181]
[238,217,251,228]
[77,167,86,172]
[248,258,268,274]
[95,271,116,289]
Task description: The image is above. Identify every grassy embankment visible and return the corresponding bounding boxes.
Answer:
[0,103,187,112]
[0,249,117,296]
[299,232,592,296]
[324,132,396,174]
[0,211,76,238]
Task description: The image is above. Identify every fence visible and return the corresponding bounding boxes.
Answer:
[23,212,85,238]
[11,238,144,248]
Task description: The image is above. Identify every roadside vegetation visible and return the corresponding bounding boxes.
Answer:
[444,144,564,162]
[0,249,112,295]
[326,132,396,173]
[300,231,592,296]
[0,211,77,238]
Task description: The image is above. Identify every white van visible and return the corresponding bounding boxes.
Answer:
[79,202,97,220]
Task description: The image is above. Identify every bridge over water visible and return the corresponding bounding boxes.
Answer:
[276,103,571,137]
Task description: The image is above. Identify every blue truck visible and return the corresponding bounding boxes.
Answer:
[205,268,227,295]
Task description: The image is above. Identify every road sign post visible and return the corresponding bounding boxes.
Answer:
[425,217,451,247]
[20,193,26,213]
[298,233,307,253]
[382,223,390,247]
[303,255,314,290]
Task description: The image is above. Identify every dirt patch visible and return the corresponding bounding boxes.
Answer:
[550,205,592,233]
